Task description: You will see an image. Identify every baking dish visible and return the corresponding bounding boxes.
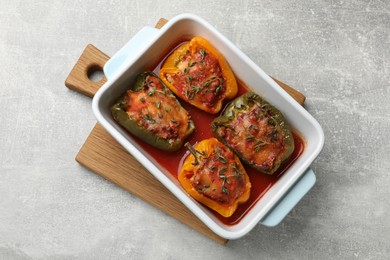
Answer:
[92,13,324,239]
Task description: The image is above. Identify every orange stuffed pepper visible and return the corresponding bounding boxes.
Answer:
[179,138,251,217]
[159,36,238,114]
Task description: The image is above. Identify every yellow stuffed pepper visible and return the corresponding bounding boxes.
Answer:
[179,138,251,217]
[159,36,238,114]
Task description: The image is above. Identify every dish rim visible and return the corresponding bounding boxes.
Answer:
[92,13,324,239]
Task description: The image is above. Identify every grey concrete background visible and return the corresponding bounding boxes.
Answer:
[1,0,389,259]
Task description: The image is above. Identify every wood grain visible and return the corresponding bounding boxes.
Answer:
[76,123,228,244]
[155,18,168,29]
[65,44,109,97]
[271,77,305,105]
[66,18,306,244]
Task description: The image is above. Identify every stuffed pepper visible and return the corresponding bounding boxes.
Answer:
[111,72,195,152]
[212,92,294,174]
[179,138,251,217]
[159,36,238,114]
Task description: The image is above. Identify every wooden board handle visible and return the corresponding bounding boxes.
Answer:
[65,18,306,105]
[65,44,109,97]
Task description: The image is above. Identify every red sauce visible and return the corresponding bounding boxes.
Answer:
[113,40,305,225]
[129,78,304,225]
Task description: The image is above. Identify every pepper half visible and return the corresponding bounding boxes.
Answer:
[179,138,251,217]
[159,36,238,114]
[212,92,294,174]
[111,72,195,152]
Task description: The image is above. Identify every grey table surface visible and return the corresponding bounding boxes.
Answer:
[1,0,389,259]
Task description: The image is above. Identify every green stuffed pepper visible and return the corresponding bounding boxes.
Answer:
[211,91,294,174]
[111,72,195,152]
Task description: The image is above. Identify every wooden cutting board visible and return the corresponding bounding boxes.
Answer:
[65,18,306,245]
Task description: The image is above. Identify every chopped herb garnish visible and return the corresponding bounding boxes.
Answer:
[170,118,178,123]
[186,90,195,100]
[219,155,227,163]
[158,113,163,119]
[232,165,243,176]
[215,85,222,93]
[143,114,155,123]
[246,135,255,141]
[155,101,161,109]
[215,146,227,163]
[199,49,206,60]
[148,88,155,96]
[188,61,196,67]
[140,97,145,102]
[164,107,170,113]
[255,139,267,145]
[254,139,267,152]
[255,146,261,153]
[188,75,193,82]
[219,168,230,184]
[222,185,229,194]
[192,85,201,93]
[219,166,227,175]
[268,119,275,126]
[203,80,211,87]
[209,165,216,171]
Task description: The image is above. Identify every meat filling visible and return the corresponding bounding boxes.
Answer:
[166,48,225,108]
[123,76,192,142]
[217,104,286,171]
[187,143,246,204]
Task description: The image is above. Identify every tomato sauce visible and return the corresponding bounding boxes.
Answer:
[113,40,305,225]
[130,77,304,225]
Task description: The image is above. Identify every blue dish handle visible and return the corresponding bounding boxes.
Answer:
[104,27,317,227]
[104,26,160,79]
[260,168,316,227]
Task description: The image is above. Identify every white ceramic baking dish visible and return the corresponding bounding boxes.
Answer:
[92,13,324,239]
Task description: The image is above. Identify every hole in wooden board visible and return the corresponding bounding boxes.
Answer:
[87,65,104,82]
